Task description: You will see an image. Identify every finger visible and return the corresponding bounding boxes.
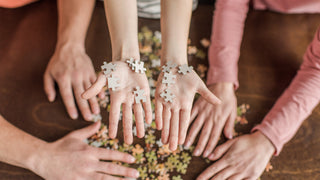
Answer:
[161,106,171,144]
[202,109,230,157]
[85,80,100,115]
[169,109,179,151]
[109,97,122,139]
[196,160,228,180]
[155,100,163,130]
[193,120,213,156]
[224,107,237,140]
[58,79,78,119]
[69,121,101,140]
[122,103,133,144]
[226,173,244,180]
[178,109,191,145]
[74,82,92,121]
[184,113,206,148]
[197,84,221,105]
[82,73,106,99]
[93,173,122,180]
[190,104,199,124]
[96,149,136,163]
[96,162,139,178]
[43,72,56,102]
[211,166,235,180]
[208,139,236,161]
[203,125,223,158]
[143,95,153,125]
[133,102,145,138]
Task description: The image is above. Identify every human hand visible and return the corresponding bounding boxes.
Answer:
[44,44,103,121]
[197,131,275,180]
[31,121,139,180]
[154,63,221,151]
[82,60,152,144]
[184,82,237,157]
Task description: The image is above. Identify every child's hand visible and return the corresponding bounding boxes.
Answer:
[184,82,237,157]
[154,65,221,151]
[82,61,152,145]
[196,131,275,180]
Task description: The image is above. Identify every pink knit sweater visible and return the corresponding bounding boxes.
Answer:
[207,0,320,155]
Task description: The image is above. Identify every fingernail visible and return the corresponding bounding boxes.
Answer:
[208,153,215,160]
[184,141,191,148]
[193,149,200,156]
[48,96,53,102]
[228,134,233,139]
[129,156,136,163]
[135,170,140,178]
[71,112,78,119]
[203,151,209,158]
[88,114,93,121]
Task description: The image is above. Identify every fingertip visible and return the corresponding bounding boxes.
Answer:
[134,170,140,178]
[184,141,191,148]
[84,113,93,121]
[193,149,201,156]
[178,137,186,145]
[125,138,133,145]
[203,151,210,158]
[81,92,89,100]
[208,153,216,160]
[128,156,136,163]
[48,93,55,102]
[70,111,79,119]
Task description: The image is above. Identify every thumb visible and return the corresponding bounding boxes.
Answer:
[208,139,235,161]
[43,72,56,102]
[69,121,101,140]
[197,83,221,105]
[82,73,106,99]
[224,108,237,140]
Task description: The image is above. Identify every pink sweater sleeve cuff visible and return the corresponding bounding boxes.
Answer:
[252,26,320,156]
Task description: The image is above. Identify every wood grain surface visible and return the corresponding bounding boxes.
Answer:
[0,1,319,179]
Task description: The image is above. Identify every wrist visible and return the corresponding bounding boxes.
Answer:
[24,141,49,174]
[161,55,188,65]
[111,44,140,62]
[55,41,85,53]
[253,131,276,155]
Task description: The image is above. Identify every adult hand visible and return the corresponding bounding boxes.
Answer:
[82,61,152,145]
[32,121,139,180]
[155,68,221,151]
[197,131,275,180]
[184,82,237,157]
[44,44,103,121]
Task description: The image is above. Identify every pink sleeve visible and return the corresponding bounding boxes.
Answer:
[252,26,320,155]
[207,0,250,88]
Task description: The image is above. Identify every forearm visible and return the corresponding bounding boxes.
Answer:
[0,115,47,171]
[104,0,140,61]
[207,0,250,88]
[160,0,193,64]
[56,0,95,48]
[253,27,320,155]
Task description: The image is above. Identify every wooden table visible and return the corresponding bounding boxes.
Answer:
[0,1,319,179]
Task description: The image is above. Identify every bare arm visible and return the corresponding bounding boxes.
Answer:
[104,0,140,61]
[44,0,102,121]
[0,115,139,179]
[0,115,45,169]
[154,0,220,151]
